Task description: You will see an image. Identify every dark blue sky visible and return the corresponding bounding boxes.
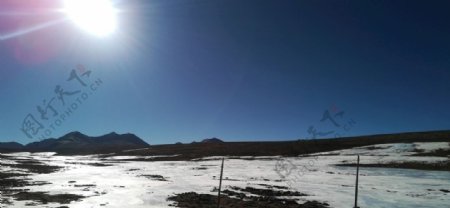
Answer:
[1,0,450,144]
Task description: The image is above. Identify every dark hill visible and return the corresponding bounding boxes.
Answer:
[114,130,450,160]
[4,131,150,155]
[201,138,224,143]
[0,142,24,152]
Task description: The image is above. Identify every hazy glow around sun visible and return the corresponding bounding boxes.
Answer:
[64,0,117,37]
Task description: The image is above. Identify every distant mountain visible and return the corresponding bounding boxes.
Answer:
[201,137,224,143]
[0,142,24,152]
[0,132,150,155]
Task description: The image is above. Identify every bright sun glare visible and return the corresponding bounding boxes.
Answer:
[64,0,117,37]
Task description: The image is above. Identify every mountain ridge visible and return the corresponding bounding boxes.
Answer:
[1,129,450,155]
[0,131,150,154]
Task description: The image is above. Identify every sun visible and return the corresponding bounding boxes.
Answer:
[64,0,117,37]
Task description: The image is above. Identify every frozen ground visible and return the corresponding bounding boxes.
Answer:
[0,142,449,208]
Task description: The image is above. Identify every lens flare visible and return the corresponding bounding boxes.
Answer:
[64,0,117,37]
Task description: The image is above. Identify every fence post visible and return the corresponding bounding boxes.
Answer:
[217,157,225,208]
[354,155,360,208]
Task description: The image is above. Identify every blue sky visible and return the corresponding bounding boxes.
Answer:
[1,0,450,144]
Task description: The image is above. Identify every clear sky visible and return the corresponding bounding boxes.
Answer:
[1,0,450,144]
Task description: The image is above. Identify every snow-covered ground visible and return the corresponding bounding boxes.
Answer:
[0,142,449,208]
